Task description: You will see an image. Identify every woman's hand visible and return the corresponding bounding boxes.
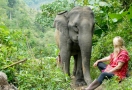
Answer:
[93,60,99,67]
[93,56,110,67]
[105,62,124,73]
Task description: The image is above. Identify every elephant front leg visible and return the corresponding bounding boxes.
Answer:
[74,53,86,86]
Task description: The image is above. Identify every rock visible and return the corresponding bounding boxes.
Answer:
[0,71,18,90]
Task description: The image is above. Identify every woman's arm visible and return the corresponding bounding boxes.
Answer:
[106,62,124,73]
[93,56,110,67]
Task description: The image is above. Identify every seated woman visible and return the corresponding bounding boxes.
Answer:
[82,36,130,90]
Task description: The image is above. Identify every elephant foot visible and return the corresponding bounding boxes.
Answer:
[75,79,87,87]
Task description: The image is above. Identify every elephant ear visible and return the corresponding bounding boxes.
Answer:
[53,11,68,28]
[53,11,69,36]
[57,11,68,15]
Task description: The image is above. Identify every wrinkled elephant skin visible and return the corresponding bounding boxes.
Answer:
[54,6,94,86]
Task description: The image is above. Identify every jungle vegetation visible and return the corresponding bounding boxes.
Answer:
[0,0,132,89]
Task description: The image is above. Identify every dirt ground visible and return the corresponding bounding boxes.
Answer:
[70,77,104,90]
[71,85,103,90]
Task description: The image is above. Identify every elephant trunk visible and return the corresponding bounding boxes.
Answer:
[79,34,92,85]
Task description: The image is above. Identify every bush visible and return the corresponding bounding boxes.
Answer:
[16,57,71,90]
[103,76,132,90]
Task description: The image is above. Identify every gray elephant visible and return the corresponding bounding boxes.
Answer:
[54,6,95,86]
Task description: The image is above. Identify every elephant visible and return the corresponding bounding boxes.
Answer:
[54,6,95,86]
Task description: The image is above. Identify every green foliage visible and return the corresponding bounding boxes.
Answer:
[90,0,122,36]
[120,0,132,10]
[8,0,16,8]
[109,4,132,23]
[37,0,74,30]
[23,0,55,9]
[103,76,132,90]
[16,57,71,90]
[83,0,89,6]
[0,24,29,85]
[0,0,132,89]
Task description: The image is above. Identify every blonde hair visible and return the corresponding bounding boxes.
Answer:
[113,36,126,57]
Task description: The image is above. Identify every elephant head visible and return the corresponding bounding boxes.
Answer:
[54,6,95,86]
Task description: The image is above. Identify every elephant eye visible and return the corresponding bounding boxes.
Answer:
[74,25,79,33]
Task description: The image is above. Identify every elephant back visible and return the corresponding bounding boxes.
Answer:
[68,6,94,19]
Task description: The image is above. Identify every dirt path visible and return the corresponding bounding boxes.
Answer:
[70,77,103,90]
[71,84,103,90]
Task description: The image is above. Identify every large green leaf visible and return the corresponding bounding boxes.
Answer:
[128,4,132,12]
[108,13,122,22]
